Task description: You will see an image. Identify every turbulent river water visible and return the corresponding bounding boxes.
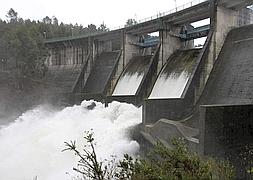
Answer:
[0,100,142,180]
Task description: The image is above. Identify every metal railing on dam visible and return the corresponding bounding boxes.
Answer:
[111,0,208,29]
[45,0,208,43]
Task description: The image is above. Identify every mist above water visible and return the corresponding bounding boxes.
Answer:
[0,100,141,180]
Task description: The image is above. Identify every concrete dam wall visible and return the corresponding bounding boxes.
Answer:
[144,49,202,123]
[198,25,253,177]
[42,2,253,177]
[201,24,253,105]
[109,44,160,106]
[141,24,253,179]
[44,64,83,94]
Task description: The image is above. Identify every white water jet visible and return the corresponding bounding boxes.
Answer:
[0,100,141,180]
[149,71,190,99]
[113,73,144,96]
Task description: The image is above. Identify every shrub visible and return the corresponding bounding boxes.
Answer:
[63,132,235,180]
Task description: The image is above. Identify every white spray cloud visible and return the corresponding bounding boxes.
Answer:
[0,100,141,180]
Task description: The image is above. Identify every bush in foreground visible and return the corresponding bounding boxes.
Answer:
[63,132,235,180]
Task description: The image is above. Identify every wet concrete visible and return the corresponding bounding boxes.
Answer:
[149,49,200,99]
[201,24,253,105]
[44,64,83,93]
[144,49,201,122]
[83,51,120,94]
[113,55,152,96]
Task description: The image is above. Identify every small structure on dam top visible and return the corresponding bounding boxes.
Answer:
[44,0,253,178]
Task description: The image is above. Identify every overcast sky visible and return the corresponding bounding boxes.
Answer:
[0,0,198,28]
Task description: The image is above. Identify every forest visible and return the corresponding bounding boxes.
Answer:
[0,8,110,78]
[0,8,112,119]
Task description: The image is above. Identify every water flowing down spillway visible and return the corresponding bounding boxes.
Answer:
[0,100,142,180]
[149,49,200,99]
[113,73,144,95]
[149,71,191,98]
[113,55,152,96]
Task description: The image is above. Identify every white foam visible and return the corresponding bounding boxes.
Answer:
[0,100,141,180]
[113,73,144,96]
[149,71,190,99]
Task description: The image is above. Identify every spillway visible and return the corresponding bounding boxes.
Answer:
[0,101,141,180]
[201,24,253,105]
[113,73,144,95]
[113,55,152,96]
[149,49,200,99]
[44,64,83,93]
[83,51,120,94]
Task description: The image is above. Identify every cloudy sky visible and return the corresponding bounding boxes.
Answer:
[0,0,199,28]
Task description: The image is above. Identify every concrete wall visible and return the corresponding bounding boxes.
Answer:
[238,8,253,26]
[205,6,238,81]
[142,119,199,152]
[199,104,253,179]
[143,98,194,124]
[204,6,253,87]
[46,38,116,67]
[157,24,196,74]
[189,31,213,105]
[47,42,89,66]
[158,26,181,72]
[93,40,113,61]
[214,6,239,60]
[200,24,253,106]
[143,48,202,123]
[104,32,142,96]
[124,33,141,66]
[108,31,125,95]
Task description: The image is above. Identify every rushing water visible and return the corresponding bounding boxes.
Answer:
[0,100,141,180]
[149,71,190,99]
[113,73,144,96]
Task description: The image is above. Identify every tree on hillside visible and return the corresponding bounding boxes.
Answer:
[87,24,97,33]
[6,8,18,23]
[0,8,113,90]
[52,16,58,26]
[42,16,52,24]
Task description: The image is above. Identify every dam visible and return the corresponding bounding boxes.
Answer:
[42,0,253,178]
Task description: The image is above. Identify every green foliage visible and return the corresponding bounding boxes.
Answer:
[6,8,18,23]
[247,167,253,174]
[240,144,253,176]
[98,23,110,32]
[117,138,234,180]
[0,8,110,90]
[64,133,235,180]
[209,159,235,180]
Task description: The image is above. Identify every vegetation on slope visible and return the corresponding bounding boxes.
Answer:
[0,8,109,83]
[63,131,235,180]
[0,8,111,119]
